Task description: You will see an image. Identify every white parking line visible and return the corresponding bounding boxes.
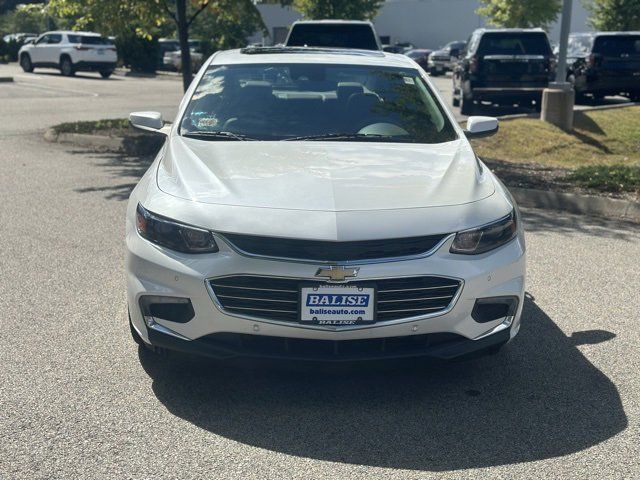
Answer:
[12,78,99,97]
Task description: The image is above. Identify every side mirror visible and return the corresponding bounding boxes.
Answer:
[464,116,499,139]
[129,111,166,134]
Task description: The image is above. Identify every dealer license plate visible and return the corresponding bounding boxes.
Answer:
[300,285,375,326]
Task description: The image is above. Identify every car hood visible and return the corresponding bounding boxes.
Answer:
[156,136,494,212]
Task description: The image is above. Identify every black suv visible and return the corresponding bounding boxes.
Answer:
[453,29,555,115]
[567,32,640,102]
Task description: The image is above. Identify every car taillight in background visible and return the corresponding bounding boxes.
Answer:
[588,53,602,68]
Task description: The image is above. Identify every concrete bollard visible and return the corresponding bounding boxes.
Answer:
[541,86,575,131]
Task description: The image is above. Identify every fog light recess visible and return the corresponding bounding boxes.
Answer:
[139,295,195,324]
[472,296,518,323]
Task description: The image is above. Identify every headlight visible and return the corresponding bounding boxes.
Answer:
[136,204,218,254]
[450,210,518,255]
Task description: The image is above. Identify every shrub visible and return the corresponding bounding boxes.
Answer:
[567,164,640,193]
[115,34,159,73]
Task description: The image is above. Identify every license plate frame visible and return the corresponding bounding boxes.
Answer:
[299,283,376,326]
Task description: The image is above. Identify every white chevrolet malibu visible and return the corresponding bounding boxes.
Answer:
[126,47,526,361]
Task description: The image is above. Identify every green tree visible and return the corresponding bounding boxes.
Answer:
[48,0,264,91]
[191,1,265,52]
[0,3,51,34]
[584,0,640,30]
[291,0,384,20]
[477,0,562,29]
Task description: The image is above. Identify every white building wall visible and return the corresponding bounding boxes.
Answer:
[254,0,592,49]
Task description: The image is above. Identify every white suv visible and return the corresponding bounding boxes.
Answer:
[19,31,117,78]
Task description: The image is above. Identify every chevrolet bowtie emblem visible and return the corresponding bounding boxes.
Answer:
[315,266,360,282]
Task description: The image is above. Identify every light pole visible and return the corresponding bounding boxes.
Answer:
[541,0,575,130]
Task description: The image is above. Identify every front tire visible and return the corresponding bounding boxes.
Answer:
[20,54,34,73]
[60,56,75,77]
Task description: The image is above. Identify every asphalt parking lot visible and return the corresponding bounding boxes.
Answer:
[1,64,639,479]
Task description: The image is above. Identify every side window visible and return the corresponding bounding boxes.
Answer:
[36,35,49,45]
[48,34,62,44]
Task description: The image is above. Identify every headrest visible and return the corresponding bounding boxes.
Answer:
[337,82,364,102]
[241,81,273,98]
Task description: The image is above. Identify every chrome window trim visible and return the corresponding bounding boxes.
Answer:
[205,273,464,332]
[213,233,455,266]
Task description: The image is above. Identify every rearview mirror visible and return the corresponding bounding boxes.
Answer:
[464,116,499,139]
[129,111,165,133]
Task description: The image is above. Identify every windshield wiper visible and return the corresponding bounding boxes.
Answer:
[182,131,256,141]
[283,133,411,142]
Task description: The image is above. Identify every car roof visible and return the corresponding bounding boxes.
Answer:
[43,31,101,36]
[291,20,374,25]
[473,28,547,34]
[570,31,640,37]
[213,47,417,68]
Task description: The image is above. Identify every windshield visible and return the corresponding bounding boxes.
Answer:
[287,24,379,51]
[67,35,113,45]
[594,35,640,56]
[181,63,457,143]
[478,32,551,56]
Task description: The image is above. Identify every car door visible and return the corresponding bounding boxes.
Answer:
[45,34,63,65]
[29,34,50,64]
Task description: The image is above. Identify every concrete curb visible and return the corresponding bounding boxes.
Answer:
[114,68,180,80]
[511,187,640,223]
[44,128,163,155]
[44,128,126,151]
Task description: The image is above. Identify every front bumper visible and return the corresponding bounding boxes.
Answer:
[127,222,526,361]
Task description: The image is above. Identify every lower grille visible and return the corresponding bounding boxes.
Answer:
[197,332,465,360]
[209,275,462,324]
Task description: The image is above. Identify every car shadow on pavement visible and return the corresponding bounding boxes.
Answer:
[139,296,626,472]
[522,208,638,241]
[71,149,155,201]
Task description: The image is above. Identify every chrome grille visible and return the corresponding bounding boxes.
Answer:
[209,275,461,324]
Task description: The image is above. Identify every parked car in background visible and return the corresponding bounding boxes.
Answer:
[405,48,433,70]
[3,33,37,43]
[19,31,117,78]
[158,38,180,70]
[383,42,415,54]
[566,32,640,102]
[126,47,525,362]
[428,41,466,75]
[285,20,382,51]
[452,28,555,115]
[162,39,204,72]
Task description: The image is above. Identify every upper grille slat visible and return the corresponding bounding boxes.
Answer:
[220,233,448,262]
[209,275,461,324]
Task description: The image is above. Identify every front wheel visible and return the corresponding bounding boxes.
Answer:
[60,57,75,77]
[20,54,33,73]
[99,70,113,79]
